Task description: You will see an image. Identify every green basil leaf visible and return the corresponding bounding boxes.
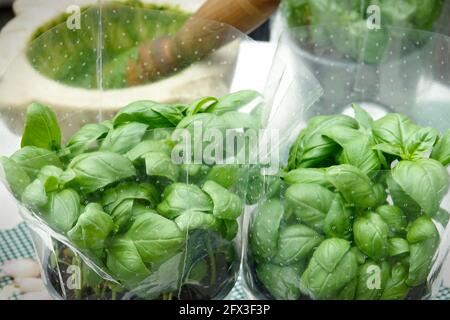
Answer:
[282,168,331,188]
[109,199,135,232]
[373,183,388,207]
[287,130,305,171]
[65,122,110,158]
[404,127,438,159]
[126,212,185,263]
[208,90,261,115]
[388,238,409,257]
[326,164,379,208]
[21,103,61,150]
[174,210,220,233]
[386,174,421,217]
[336,279,357,300]
[180,163,204,177]
[102,182,158,231]
[431,129,450,165]
[372,143,403,158]
[127,140,173,162]
[390,159,449,216]
[145,151,180,182]
[353,212,389,261]
[256,262,303,300]
[59,169,76,186]
[44,189,81,233]
[372,113,420,159]
[250,199,284,260]
[37,166,64,192]
[0,156,30,198]
[300,238,358,299]
[21,179,48,210]
[204,165,244,189]
[143,128,174,141]
[352,103,373,131]
[220,111,261,130]
[351,247,367,265]
[323,195,353,240]
[187,96,218,115]
[323,126,381,174]
[174,114,228,164]
[131,202,157,218]
[106,238,150,284]
[202,180,243,220]
[406,216,439,286]
[176,113,228,130]
[11,147,62,179]
[286,183,335,231]
[246,169,281,205]
[21,165,66,209]
[287,115,358,169]
[355,261,390,300]
[68,203,115,256]
[407,239,438,286]
[219,219,239,241]
[102,182,158,213]
[101,122,148,154]
[407,215,438,244]
[380,262,409,300]
[157,183,213,219]
[376,205,407,237]
[68,151,136,194]
[373,113,419,145]
[272,224,323,265]
[113,100,186,128]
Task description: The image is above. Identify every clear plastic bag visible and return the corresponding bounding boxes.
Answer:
[243,27,450,300]
[0,1,270,300]
[1,96,262,300]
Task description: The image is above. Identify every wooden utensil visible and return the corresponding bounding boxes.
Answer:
[126,0,280,86]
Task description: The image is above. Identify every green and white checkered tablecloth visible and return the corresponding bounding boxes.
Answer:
[0,223,36,299]
[0,223,449,300]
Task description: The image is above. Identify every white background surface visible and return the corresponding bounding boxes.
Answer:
[0,117,21,229]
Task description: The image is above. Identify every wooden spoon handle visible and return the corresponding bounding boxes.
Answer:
[126,0,280,86]
[193,0,281,34]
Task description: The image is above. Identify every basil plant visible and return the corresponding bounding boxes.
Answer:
[0,90,262,300]
[248,104,450,300]
[281,0,445,63]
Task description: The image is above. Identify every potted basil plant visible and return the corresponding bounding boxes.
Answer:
[0,90,263,300]
[245,103,450,300]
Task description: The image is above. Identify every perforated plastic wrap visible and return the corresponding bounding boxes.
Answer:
[1,93,264,299]
[243,26,450,300]
[0,1,254,300]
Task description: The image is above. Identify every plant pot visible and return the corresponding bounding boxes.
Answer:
[0,0,240,137]
[0,89,266,300]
